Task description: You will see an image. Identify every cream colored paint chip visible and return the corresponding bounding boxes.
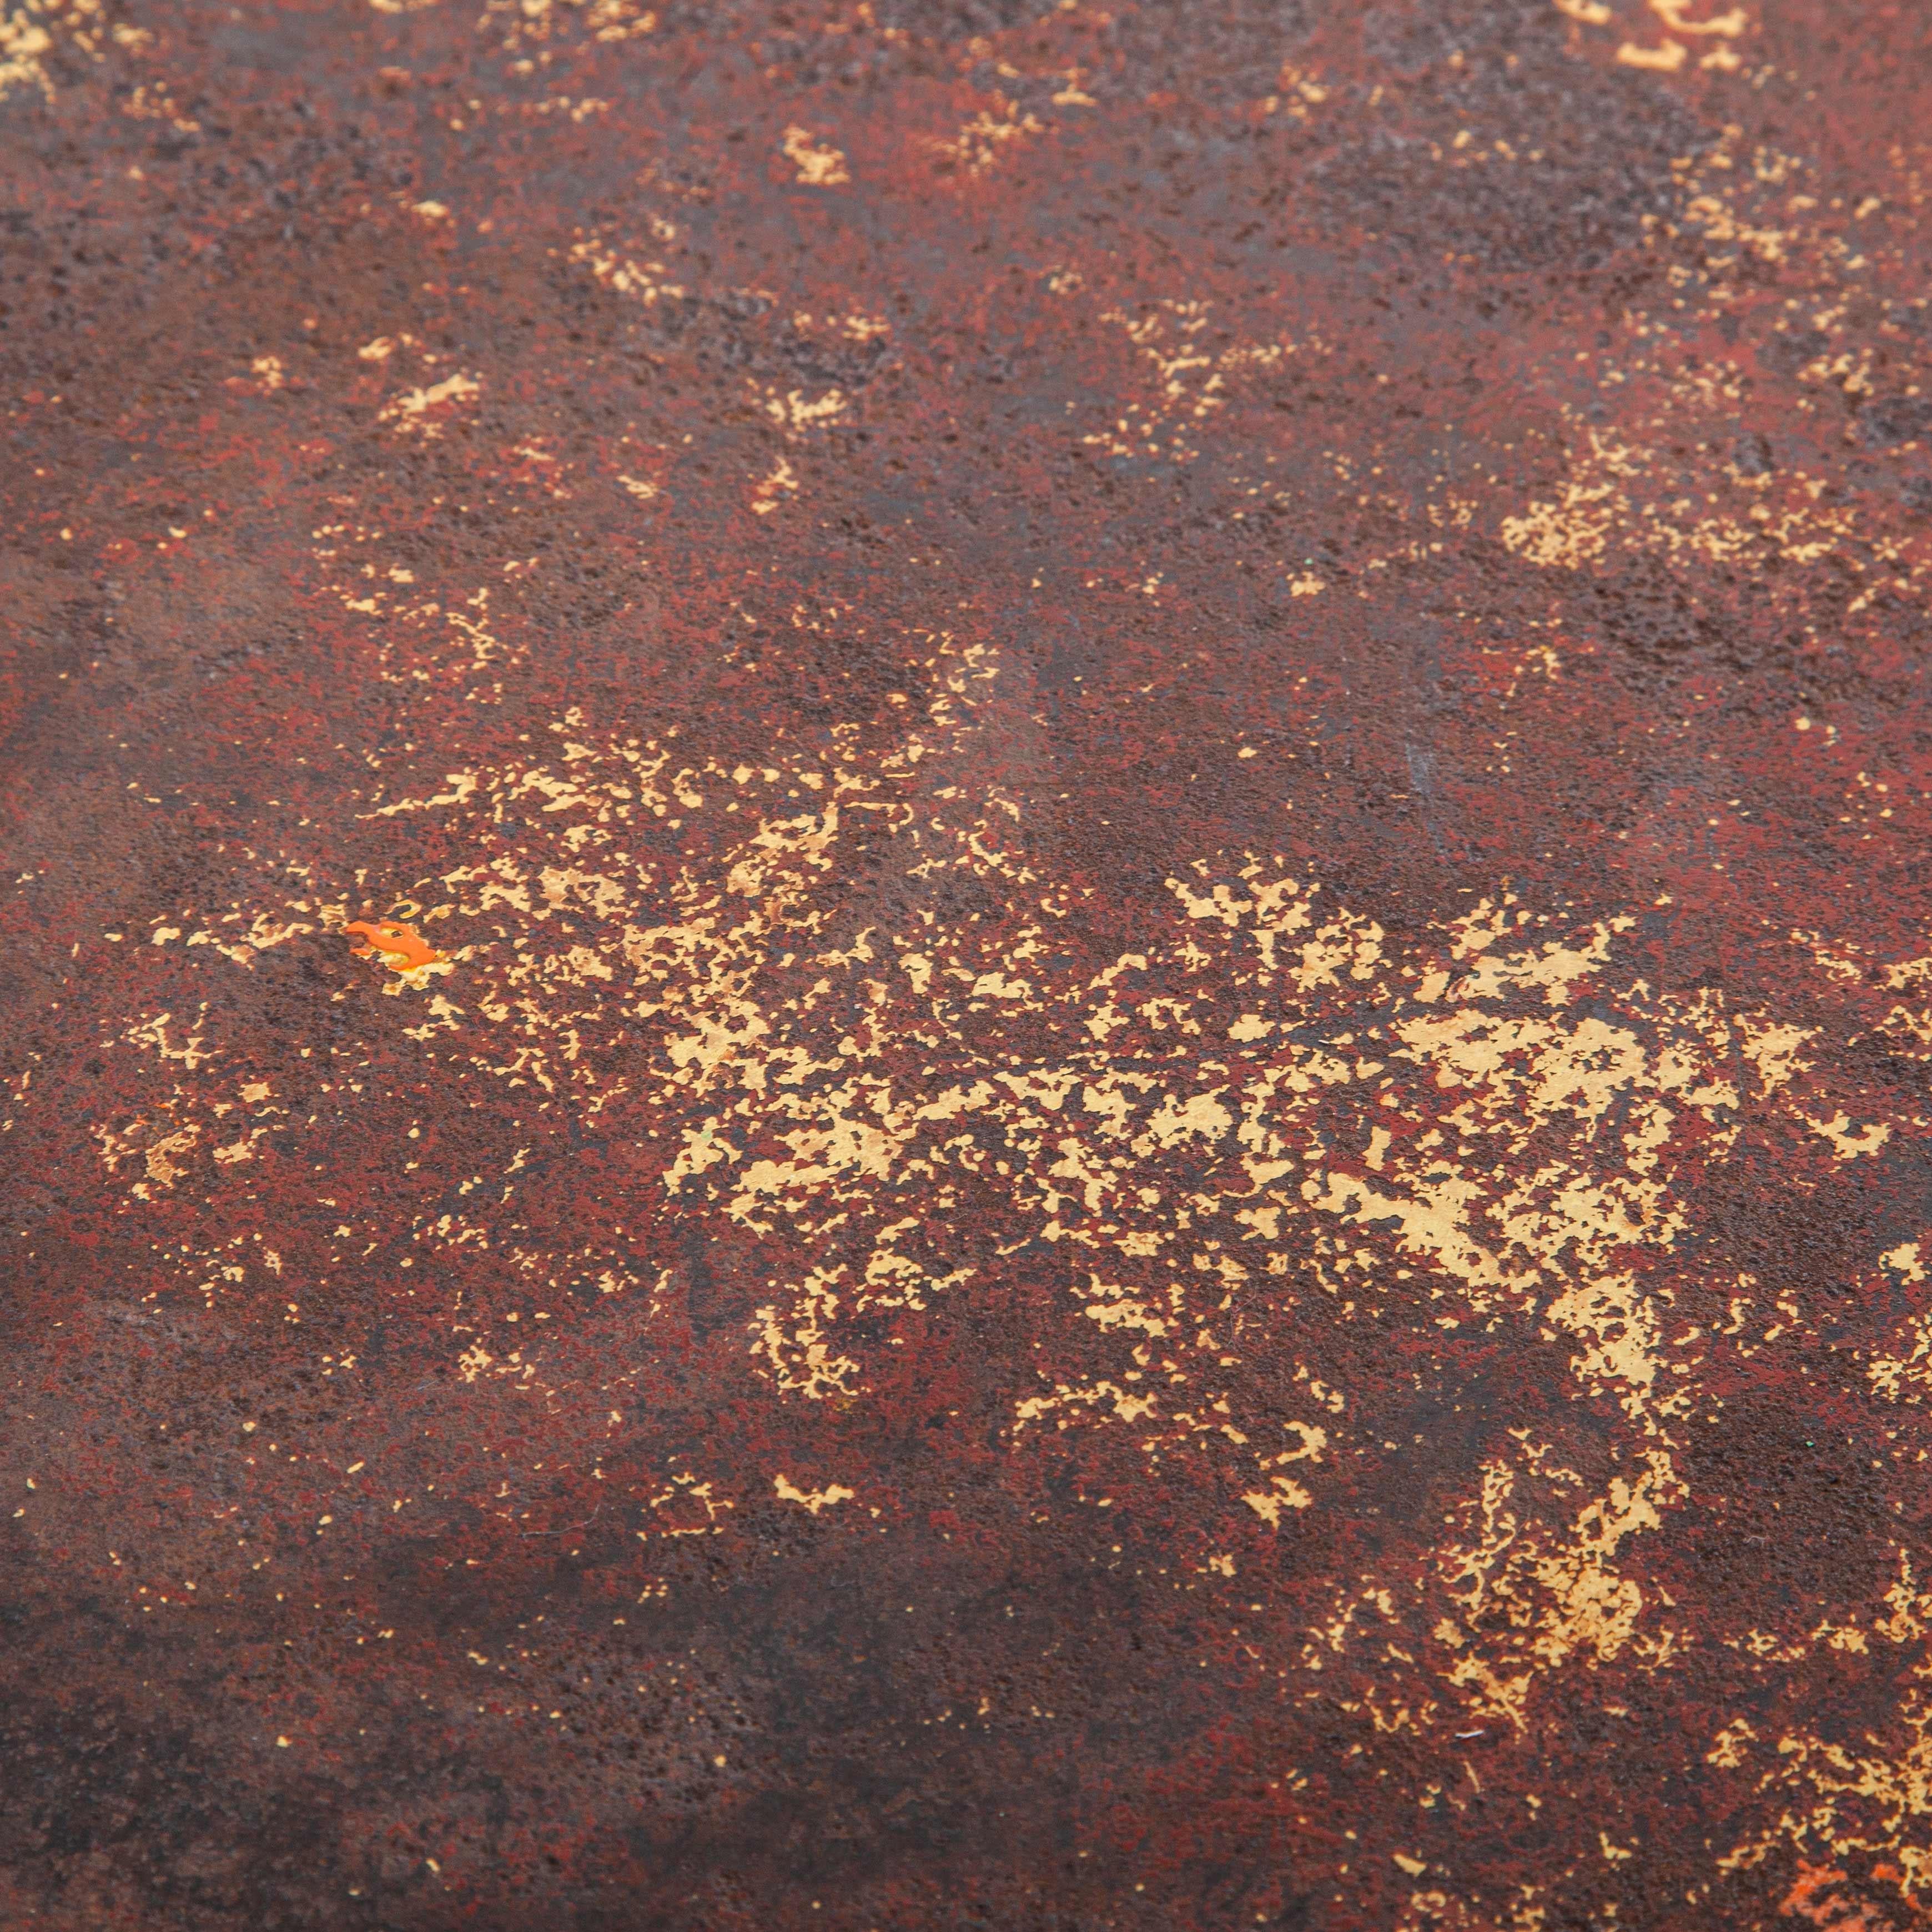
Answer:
[774,1475,855,1515]
[781,126,848,187]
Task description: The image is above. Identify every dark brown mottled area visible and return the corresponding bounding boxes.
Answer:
[6,1,1932,1927]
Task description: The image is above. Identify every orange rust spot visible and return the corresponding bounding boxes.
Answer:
[1780,1863,1896,1931]
[345,919,449,973]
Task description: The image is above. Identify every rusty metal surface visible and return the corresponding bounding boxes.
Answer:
[5,1,1932,1925]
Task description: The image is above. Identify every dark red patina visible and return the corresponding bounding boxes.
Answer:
[5,1,1932,1926]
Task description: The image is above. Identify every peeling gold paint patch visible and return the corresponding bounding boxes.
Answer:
[96,627,1919,1802]
[1804,1112,1891,1160]
[378,371,482,439]
[773,1474,854,1515]
[0,0,103,103]
[780,125,848,187]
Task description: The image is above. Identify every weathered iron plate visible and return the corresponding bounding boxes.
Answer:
[5,1,1932,1925]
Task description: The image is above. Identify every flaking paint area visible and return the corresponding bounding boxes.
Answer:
[5,0,1932,1928]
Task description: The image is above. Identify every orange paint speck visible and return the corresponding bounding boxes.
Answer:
[345,919,449,973]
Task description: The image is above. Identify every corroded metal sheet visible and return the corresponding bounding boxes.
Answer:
[5,0,1932,1925]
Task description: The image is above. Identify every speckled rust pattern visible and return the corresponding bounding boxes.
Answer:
[5,1,1932,1927]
